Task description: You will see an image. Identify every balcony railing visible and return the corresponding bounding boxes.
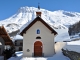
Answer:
[15,44,23,46]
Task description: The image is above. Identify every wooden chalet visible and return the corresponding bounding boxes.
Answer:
[0,26,14,46]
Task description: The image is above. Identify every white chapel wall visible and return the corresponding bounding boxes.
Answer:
[23,21,55,57]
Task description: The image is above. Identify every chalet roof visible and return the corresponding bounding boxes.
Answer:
[0,26,14,46]
[20,16,57,36]
[14,35,23,41]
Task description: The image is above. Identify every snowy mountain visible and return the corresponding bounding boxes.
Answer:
[0,6,80,33]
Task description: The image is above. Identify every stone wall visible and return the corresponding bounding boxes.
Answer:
[62,49,80,60]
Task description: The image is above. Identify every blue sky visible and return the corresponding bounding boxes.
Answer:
[0,0,80,20]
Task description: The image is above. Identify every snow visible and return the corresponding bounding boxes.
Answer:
[15,51,23,57]
[0,6,80,34]
[47,52,70,60]
[8,40,80,60]
[1,6,80,60]
[67,40,80,45]
[19,19,34,34]
[63,45,80,53]
[63,35,80,53]
[20,52,69,60]
[54,28,70,42]
[8,51,70,60]
[8,42,70,60]
[19,16,70,42]
[0,6,72,41]
[14,35,23,40]
[8,38,80,60]
[62,40,80,54]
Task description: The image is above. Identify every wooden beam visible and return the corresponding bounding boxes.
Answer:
[5,42,14,46]
[0,35,8,37]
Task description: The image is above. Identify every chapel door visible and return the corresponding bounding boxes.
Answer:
[34,41,42,57]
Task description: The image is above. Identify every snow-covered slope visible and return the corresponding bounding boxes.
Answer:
[0,6,80,33]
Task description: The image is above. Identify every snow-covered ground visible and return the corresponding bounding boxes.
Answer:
[8,51,70,60]
[63,40,80,53]
[1,6,80,60]
[8,42,70,60]
[8,39,80,60]
[67,40,80,45]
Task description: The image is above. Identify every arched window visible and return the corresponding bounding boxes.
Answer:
[36,36,41,39]
[37,29,40,34]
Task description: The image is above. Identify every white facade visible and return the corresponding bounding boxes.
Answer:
[23,21,56,57]
[15,40,23,51]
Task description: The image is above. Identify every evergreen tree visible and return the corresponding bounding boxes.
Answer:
[2,46,16,59]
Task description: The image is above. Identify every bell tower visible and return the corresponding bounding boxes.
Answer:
[36,3,42,17]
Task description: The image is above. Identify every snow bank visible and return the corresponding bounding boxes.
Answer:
[63,45,80,53]
[54,28,70,42]
[63,40,80,53]
[21,57,47,60]
[67,40,80,45]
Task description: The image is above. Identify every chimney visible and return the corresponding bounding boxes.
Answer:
[36,12,42,17]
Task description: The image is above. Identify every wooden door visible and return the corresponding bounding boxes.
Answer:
[34,41,42,57]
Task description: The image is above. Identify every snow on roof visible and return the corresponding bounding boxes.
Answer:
[42,16,70,42]
[19,15,70,42]
[19,16,57,35]
[19,19,34,34]
[14,35,23,41]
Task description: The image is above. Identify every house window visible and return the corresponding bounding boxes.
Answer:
[20,42,23,46]
[37,29,40,34]
[15,41,17,46]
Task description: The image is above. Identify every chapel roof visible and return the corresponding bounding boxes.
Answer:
[20,16,57,36]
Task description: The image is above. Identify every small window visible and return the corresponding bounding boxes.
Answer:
[20,42,23,46]
[36,36,41,39]
[15,41,17,46]
[37,29,40,34]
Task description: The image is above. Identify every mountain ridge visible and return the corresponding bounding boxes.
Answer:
[0,6,80,33]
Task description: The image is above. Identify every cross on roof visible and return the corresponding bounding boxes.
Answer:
[38,3,40,10]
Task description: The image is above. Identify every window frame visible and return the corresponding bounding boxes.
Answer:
[37,29,40,34]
